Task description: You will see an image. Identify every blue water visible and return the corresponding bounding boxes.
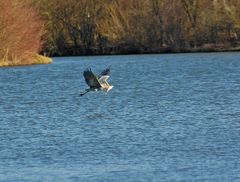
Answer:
[1,52,240,181]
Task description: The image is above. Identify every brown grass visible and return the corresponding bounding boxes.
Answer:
[0,54,52,67]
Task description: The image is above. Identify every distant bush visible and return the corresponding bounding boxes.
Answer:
[0,0,47,66]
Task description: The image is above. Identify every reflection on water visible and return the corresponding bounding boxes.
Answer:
[1,53,240,181]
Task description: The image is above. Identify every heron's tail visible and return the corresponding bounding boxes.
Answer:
[80,89,90,96]
[107,85,114,92]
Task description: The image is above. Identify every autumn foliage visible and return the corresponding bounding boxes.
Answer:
[0,0,49,66]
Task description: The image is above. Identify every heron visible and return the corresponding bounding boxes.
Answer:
[80,67,113,96]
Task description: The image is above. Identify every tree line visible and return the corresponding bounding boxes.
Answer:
[1,0,240,65]
[36,0,240,56]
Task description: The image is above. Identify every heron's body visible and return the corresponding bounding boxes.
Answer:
[98,75,113,92]
[80,67,113,96]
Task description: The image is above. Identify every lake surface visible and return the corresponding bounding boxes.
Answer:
[0,52,240,181]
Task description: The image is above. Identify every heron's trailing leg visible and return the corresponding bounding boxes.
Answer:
[80,89,90,96]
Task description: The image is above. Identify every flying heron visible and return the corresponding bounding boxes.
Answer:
[80,67,113,96]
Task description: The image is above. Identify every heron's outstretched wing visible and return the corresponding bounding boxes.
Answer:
[83,69,101,88]
[98,67,110,78]
[99,75,110,84]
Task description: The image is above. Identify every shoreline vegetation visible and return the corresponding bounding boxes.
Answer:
[1,0,240,67]
[50,43,240,57]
